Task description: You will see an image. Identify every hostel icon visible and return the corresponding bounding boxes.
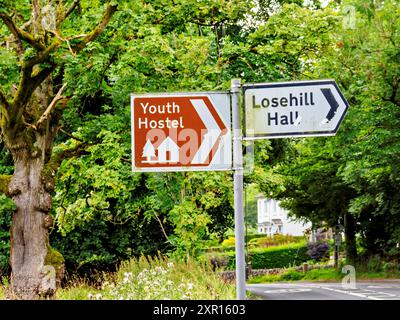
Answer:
[142,137,180,163]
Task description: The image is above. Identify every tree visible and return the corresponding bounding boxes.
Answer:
[258,0,400,263]
[0,0,118,299]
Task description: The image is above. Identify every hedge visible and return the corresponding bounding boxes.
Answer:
[225,242,309,270]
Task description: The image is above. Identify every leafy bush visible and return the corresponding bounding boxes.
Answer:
[306,241,330,261]
[382,261,398,273]
[280,269,304,281]
[0,195,15,277]
[226,242,309,270]
[248,267,338,283]
[51,211,171,277]
[366,255,383,272]
[302,268,342,281]
[221,237,235,247]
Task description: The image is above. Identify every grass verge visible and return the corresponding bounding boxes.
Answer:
[248,267,400,284]
[58,255,235,300]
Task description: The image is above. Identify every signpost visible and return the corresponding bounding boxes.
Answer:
[131,92,231,172]
[242,80,349,139]
[131,78,349,300]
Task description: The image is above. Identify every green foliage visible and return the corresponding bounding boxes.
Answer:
[225,242,309,270]
[366,255,383,273]
[248,272,283,284]
[56,284,100,301]
[280,269,304,281]
[302,268,342,282]
[249,242,309,269]
[244,183,259,228]
[248,267,341,284]
[51,211,170,275]
[0,194,15,276]
[0,0,398,282]
[248,265,400,284]
[145,171,234,257]
[257,0,400,262]
[221,236,235,247]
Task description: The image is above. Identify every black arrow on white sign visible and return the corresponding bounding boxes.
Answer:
[321,88,339,122]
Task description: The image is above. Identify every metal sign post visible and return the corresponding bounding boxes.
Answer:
[231,79,246,300]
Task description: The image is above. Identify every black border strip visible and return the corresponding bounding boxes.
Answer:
[242,79,350,139]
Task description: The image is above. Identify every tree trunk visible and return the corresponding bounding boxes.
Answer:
[344,212,357,264]
[7,145,56,299]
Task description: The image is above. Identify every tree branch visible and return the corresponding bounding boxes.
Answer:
[0,13,24,55]
[44,142,90,177]
[24,39,60,69]
[58,0,81,26]
[12,64,56,115]
[190,18,228,27]
[59,128,84,142]
[36,83,67,128]
[0,87,11,110]
[0,12,45,50]
[73,4,118,52]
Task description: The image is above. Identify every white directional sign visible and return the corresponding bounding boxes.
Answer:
[243,80,349,139]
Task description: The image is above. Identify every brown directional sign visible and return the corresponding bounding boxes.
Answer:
[131,93,231,172]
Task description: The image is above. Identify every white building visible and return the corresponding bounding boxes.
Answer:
[257,196,311,236]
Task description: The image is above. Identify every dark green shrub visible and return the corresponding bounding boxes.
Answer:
[367,255,383,272]
[226,242,309,270]
[382,261,398,273]
[251,243,309,269]
[51,211,171,277]
[281,269,304,281]
[0,195,15,277]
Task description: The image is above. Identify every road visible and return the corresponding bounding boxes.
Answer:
[247,280,400,300]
